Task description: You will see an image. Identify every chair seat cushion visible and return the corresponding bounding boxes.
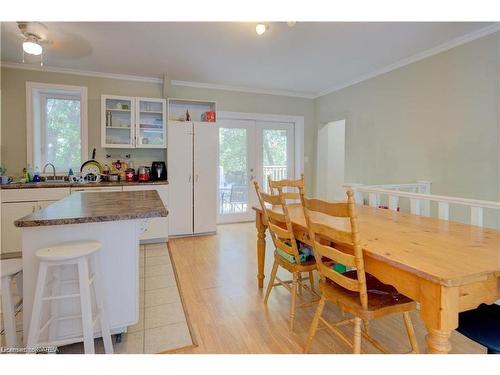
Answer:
[457,304,500,353]
[275,240,314,264]
[320,270,415,319]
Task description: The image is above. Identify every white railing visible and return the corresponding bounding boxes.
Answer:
[344,181,500,228]
[263,165,288,182]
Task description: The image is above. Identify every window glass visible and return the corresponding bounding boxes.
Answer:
[43,97,81,171]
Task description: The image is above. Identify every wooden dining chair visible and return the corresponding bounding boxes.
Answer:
[254,181,318,331]
[301,190,419,354]
[267,173,304,201]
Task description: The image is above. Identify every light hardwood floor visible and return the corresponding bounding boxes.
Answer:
[168,222,485,354]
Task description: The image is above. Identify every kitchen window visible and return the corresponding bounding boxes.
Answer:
[27,82,88,173]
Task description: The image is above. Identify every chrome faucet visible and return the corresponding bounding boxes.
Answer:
[42,163,56,179]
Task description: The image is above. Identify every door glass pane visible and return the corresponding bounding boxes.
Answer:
[262,129,288,192]
[104,98,132,145]
[138,100,164,146]
[219,128,249,215]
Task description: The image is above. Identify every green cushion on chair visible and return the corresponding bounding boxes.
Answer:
[276,248,309,264]
[333,263,347,273]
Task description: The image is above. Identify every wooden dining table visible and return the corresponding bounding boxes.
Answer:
[254,203,500,354]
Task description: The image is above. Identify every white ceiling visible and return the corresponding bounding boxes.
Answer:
[1,22,496,97]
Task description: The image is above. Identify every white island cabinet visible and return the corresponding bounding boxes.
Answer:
[15,190,167,347]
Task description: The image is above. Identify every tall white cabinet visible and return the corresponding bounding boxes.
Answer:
[167,99,217,237]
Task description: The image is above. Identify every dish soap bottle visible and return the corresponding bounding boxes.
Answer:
[32,166,41,182]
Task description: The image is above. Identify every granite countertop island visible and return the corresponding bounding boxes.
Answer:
[15,190,168,227]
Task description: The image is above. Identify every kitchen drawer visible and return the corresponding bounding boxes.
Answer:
[123,185,168,241]
[70,186,123,193]
[1,187,70,203]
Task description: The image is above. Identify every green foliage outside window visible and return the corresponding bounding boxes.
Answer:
[45,98,81,171]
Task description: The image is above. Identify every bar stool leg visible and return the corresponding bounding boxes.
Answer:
[90,253,113,354]
[48,266,62,342]
[77,257,95,354]
[27,263,49,348]
[14,271,23,301]
[1,275,17,347]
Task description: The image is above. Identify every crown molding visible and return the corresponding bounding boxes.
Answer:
[1,61,163,84]
[170,79,316,99]
[315,23,500,98]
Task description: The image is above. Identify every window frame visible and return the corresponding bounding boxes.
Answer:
[26,82,88,173]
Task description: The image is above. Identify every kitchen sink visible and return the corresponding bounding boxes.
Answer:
[40,176,70,183]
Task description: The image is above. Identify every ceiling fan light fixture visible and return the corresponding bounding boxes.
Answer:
[255,23,268,35]
[23,37,43,55]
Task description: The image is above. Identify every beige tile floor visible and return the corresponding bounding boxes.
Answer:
[0,243,193,354]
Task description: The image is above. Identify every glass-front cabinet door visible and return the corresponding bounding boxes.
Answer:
[136,98,167,148]
[101,95,135,148]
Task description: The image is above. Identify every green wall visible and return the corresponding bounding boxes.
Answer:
[315,32,500,227]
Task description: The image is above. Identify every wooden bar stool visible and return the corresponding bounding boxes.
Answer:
[27,241,113,354]
[1,258,23,347]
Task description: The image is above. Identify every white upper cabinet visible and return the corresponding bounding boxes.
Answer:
[136,97,167,148]
[101,95,135,148]
[101,95,166,149]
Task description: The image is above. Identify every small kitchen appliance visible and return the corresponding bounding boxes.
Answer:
[151,161,167,181]
[138,166,150,182]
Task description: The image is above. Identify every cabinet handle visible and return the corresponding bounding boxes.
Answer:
[32,204,36,213]
[189,175,192,183]
[195,174,199,182]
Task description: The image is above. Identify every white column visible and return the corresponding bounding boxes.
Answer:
[417,181,432,216]
[438,202,450,221]
[410,199,421,216]
[470,207,484,227]
[368,193,380,208]
[388,195,399,212]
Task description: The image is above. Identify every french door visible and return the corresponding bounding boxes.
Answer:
[217,118,295,223]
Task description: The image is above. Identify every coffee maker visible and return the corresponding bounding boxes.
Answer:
[151,161,167,181]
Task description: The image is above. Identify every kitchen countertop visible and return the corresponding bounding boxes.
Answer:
[1,180,168,189]
[14,190,168,227]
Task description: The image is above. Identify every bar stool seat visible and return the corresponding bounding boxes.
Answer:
[36,241,102,261]
[1,258,23,348]
[27,240,113,354]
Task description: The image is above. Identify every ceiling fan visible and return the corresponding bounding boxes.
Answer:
[17,21,51,65]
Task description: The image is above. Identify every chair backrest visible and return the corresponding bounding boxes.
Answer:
[254,181,302,264]
[267,173,304,201]
[300,189,368,310]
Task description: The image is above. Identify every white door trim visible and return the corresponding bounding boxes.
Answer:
[217,111,305,180]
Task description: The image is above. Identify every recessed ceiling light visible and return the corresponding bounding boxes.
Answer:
[255,23,268,35]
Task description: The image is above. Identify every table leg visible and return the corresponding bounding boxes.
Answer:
[419,282,458,354]
[426,328,452,354]
[256,211,266,289]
